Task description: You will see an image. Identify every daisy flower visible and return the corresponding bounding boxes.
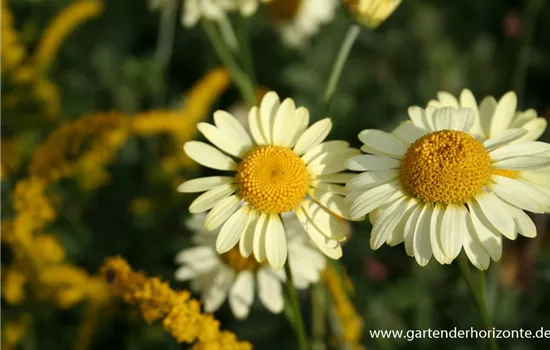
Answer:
[182,0,271,27]
[347,106,550,270]
[266,0,337,47]
[178,91,359,269]
[428,89,547,142]
[175,213,326,319]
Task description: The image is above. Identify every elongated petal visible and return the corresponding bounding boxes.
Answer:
[184,141,237,171]
[178,176,234,193]
[189,184,236,213]
[358,130,408,159]
[205,195,241,231]
[197,123,251,158]
[229,271,254,320]
[483,129,527,151]
[272,98,296,147]
[216,206,250,253]
[293,119,332,155]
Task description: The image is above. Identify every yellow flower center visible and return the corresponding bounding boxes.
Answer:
[267,0,302,21]
[400,130,492,204]
[236,146,309,213]
[221,247,264,271]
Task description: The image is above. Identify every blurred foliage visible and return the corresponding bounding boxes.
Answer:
[2,0,550,349]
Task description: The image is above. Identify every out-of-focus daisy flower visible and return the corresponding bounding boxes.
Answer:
[343,0,401,29]
[347,106,550,270]
[182,0,272,27]
[175,213,326,318]
[428,89,547,142]
[178,91,358,269]
[267,0,337,47]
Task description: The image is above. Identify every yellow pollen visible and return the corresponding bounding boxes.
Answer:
[492,168,518,179]
[400,130,492,204]
[221,247,264,271]
[267,0,302,21]
[236,146,309,214]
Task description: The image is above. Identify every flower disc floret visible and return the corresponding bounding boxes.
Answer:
[400,130,492,203]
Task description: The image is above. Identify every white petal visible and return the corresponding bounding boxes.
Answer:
[258,268,284,313]
[346,170,399,191]
[439,203,466,262]
[347,155,401,171]
[216,206,251,253]
[348,180,403,220]
[184,141,237,171]
[459,89,483,136]
[272,98,296,147]
[392,121,427,144]
[515,117,547,142]
[483,128,527,151]
[253,212,269,262]
[429,203,446,264]
[175,246,216,265]
[197,123,251,158]
[312,182,347,196]
[316,173,356,184]
[308,148,360,175]
[473,192,516,240]
[229,271,254,320]
[214,110,252,145]
[413,204,433,266]
[309,188,352,220]
[259,91,280,144]
[478,96,497,138]
[358,130,408,159]
[492,156,550,170]
[294,207,342,259]
[265,213,288,269]
[203,266,235,313]
[290,107,310,147]
[301,141,349,165]
[239,209,258,257]
[370,197,416,249]
[177,176,234,193]
[489,141,550,161]
[437,91,459,107]
[248,106,267,145]
[501,201,537,238]
[189,184,236,213]
[293,119,333,155]
[467,200,502,261]
[432,107,475,132]
[205,195,241,230]
[404,204,423,256]
[490,175,550,213]
[301,200,345,241]
[489,91,517,136]
[463,220,490,270]
[408,106,429,130]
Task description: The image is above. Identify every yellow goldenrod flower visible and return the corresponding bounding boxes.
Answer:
[1,1,27,73]
[322,264,364,349]
[1,266,28,305]
[1,315,29,350]
[34,0,104,69]
[100,257,252,349]
[343,0,401,28]
[130,197,153,216]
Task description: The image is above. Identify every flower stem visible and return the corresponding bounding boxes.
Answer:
[154,0,178,105]
[311,283,326,350]
[233,15,257,87]
[202,19,257,106]
[285,259,309,350]
[458,253,498,350]
[322,24,361,115]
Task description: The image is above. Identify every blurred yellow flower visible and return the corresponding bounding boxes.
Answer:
[100,257,252,349]
[34,0,104,69]
[1,315,28,350]
[343,0,401,28]
[1,267,28,305]
[1,1,27,73]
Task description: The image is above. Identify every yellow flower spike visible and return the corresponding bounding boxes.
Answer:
[1,315,29,350]
[343,0,401,28]
[34,0,104,69]
[1,1,27,73]
[1,266,28,305]
[100,257,252,349]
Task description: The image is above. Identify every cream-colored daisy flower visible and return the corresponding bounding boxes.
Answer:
[175,213,326,318]
[428,89,547,142]
[178,91,359,269]
[347,107,550,270]
[266,0,337,47]
[182,0,271,27]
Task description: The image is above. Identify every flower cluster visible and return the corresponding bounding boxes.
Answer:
[100,257,252,349]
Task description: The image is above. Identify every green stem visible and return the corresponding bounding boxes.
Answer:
[154,0,178,105]
[233,15,257,86]
[458,254,498,350]
[511,0,543,102]
[311,283,326,350]
[285,259,309,350]
[202,20,257,106]
[322,24,361,115]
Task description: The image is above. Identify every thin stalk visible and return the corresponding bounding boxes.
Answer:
[285,260,309,350]
[311,283,326,350]
[322,24,361,115]
[458,253,498,350]
[154,0,178,105]
[201,20,257,106]
[233,15,257,86]
[511,0,543,102]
